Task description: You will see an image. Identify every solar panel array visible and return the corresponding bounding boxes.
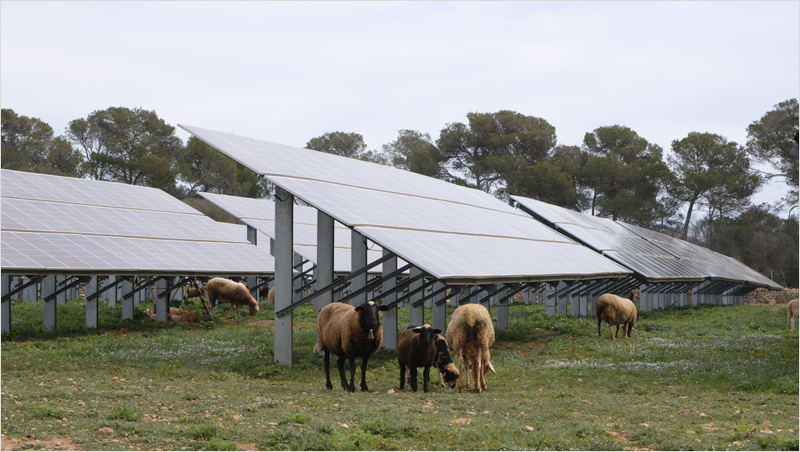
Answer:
[199,192,394,273]
[180,125,631,284]
[1,170,274,276]
[511,195,780,289]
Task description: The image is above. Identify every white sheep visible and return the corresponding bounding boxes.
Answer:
[595,293,637,340]
[445,303,496,393]
[788,299,798,329]
[203,277,260,317]
[315,300,390,392]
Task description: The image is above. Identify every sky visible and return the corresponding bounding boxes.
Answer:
[2,1,798,216]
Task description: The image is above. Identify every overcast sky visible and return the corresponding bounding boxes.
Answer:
[2,2,798,215]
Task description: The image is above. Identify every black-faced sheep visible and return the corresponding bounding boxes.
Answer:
[204,277,260,317]
[433,333,459,388]
[398,324,441,393]
[445,303,496,393]
[788,299,799,329]
[316,300,390,392]
[595,293,636,340]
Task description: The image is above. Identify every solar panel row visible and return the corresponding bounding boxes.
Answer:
[181,125,631,283]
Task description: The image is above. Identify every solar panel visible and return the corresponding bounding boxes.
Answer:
[198,192,394,273]
[1,170,274,276]
[511,195,780,289]
[181,125,630,283]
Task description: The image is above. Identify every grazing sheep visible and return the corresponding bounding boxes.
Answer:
[316,300,390,392]
[185,286,205,299]
[204,277,260,317]
[433,334,459,388]
[595,293,637,340]
[398,325,442,393]
[788,299,799,329]
[446,303,496,393]
[259,285,271,302]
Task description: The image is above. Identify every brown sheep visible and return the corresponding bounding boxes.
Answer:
[203,277,260,317]
[185,286,205,299]
[788,299,799,329]
[398,324,442,393]
[267,286,275,305]
[316,300,390,392]
[595,293,637,340]
[446,303,496,393]
[433,333,459,388]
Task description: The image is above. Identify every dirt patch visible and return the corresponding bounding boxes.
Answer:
[247,319,275,327]
[527,331,557,338]
[236,442,257,450]
[144,308,198,324]
[1,434,81,451]
[493,341,546,355]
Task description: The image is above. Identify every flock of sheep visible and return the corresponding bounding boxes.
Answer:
[190,278,800,394]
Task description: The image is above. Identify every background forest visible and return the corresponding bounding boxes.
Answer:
[2,102,797,287]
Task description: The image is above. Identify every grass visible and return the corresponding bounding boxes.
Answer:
[1,297,798,450]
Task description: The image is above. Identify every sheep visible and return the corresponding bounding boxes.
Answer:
[267,286,275,305]
[433,333,459,388]
[316,300,390,392]
[788,299,799,329]
[445,303,496,393]
[203,277,260,317]
[260,285,271,302]
[595,293,637,340]
[398,324,442,393]
[185,285,205,299]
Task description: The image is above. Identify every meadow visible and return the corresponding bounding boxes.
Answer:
[1,297,797,451]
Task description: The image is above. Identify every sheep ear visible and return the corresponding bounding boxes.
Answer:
[433,329,442,335]
[379,305,391,311]
[355,306,364,313]
[412,328,422,334]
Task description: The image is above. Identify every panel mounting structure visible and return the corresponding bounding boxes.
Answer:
[199,192,408,274]
[180,125,631,285]
[1,170,274,276]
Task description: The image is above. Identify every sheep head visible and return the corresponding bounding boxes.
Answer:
[249,301,260,316]
[411,324,442,348]
[441,363,460,388]
[355,301,390,339]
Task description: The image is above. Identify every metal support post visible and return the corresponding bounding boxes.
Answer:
[155,278,168,323]
[432,281,447,333]
[85,276,99,329]
[247,276,258,301]
[557,281,567,316]
[293,254,304,303]
[57,276,66,304]
[2,274,11,334]
[43,276,57,332]
[381,249,398,350]
[409,268,424,326]
[350,230,367,306]
[569,283,580,317]
[274,186,294,365]
[496,285,509,332]
[580,290,589,317]
[122,279,134,320]
[23,277,36,302]
[107,278,117,306]
[545,284,555,315]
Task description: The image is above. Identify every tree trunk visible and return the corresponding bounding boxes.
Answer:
[681,198,697,240]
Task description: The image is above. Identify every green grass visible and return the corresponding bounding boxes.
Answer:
[1,298,797,450]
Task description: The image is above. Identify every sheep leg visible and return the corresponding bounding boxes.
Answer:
[323,350,333,390]
[462,351,471,392]
[615,325,621,339]
[336,355,348,390]
[225,303,234,318]
[235,304,241,317]
[609,324,616,340]
[359,356,370,392]
[399,362,406,390]
[457,350,465,393]
[597,318,602,338]
[423,365,431,393]
[623,322,630,339]
[474,351,482,393]
[410,366,418,392]
[346,355,357,392]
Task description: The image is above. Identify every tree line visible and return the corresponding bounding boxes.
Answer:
[2,102,797,287]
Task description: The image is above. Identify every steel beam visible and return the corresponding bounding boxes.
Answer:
[274,186,294,365]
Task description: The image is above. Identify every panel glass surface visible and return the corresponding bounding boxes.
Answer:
[182,125,631,282]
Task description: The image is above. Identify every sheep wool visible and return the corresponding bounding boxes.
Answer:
[316,301,388,392]
[267,286,275,305]
[788,299,799,329]
[446,303,496,393]
[595,293,637,340]
[204,277,260,317]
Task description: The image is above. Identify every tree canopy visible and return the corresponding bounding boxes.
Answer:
[1,109,84,177]
[746,98,799,208]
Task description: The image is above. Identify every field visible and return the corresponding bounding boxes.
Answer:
[1,298,798,451]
